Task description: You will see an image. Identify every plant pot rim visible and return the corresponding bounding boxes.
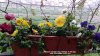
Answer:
[28,35,42,38]
[44,36,77,38]
[28,35,77,38]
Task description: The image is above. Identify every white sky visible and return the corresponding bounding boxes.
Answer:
[0,0,100,7]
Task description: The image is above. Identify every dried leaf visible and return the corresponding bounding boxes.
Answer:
[31,9,36,16]
[77,0,86,9]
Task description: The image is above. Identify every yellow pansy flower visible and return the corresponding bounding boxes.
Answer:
[55,15,66,27]
[46,21,52,27]
[32,29,38,35]
[19,17,24,22]
[22,19,30,28]
[16,19,22,25]
[38,23,45,27]
[16,17,24,25]
[11,29,18,37]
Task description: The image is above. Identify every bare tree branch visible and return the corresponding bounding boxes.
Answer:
[40,0,49,22]
[71,0,76,16]
[88,5,93,14]
[9,1,28,19]
[41,0,44,7]
[0,9,7,13]
[5,0,9,12]
[0,0,9,13]
[89,4,100,23]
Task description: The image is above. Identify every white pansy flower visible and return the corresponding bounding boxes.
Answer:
[71,20,77,24]
[70,20,77,25]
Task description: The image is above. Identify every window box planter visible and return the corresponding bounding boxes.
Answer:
[11,43,30,56]
[43,36,92,54]
[28,35,92,55]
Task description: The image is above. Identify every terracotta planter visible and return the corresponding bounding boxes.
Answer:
[43,36,78,53]
[28,35,41,56]
[28,35,50,56]
[11,43,30,56]
[31,45,39,56]
[43,36,61,51]
[28,35,92,55]
[41,52,50,56]
[43,36,92,54]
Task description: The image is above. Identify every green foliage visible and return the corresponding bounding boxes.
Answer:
[12,27,33,48]
[0,32,10,53]
[56,28,66,36]
[77,40,87,49]
[66,13,75,22]
[20,40,33,48]
[37,41,44,53]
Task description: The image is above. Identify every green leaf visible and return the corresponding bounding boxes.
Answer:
[1,47,7,53]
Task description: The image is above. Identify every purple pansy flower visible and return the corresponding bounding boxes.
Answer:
[87,25,96,30]
[94,33,100,43]
[80,21,88,27]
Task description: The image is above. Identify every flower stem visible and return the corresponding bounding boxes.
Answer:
[97,25,100,32]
